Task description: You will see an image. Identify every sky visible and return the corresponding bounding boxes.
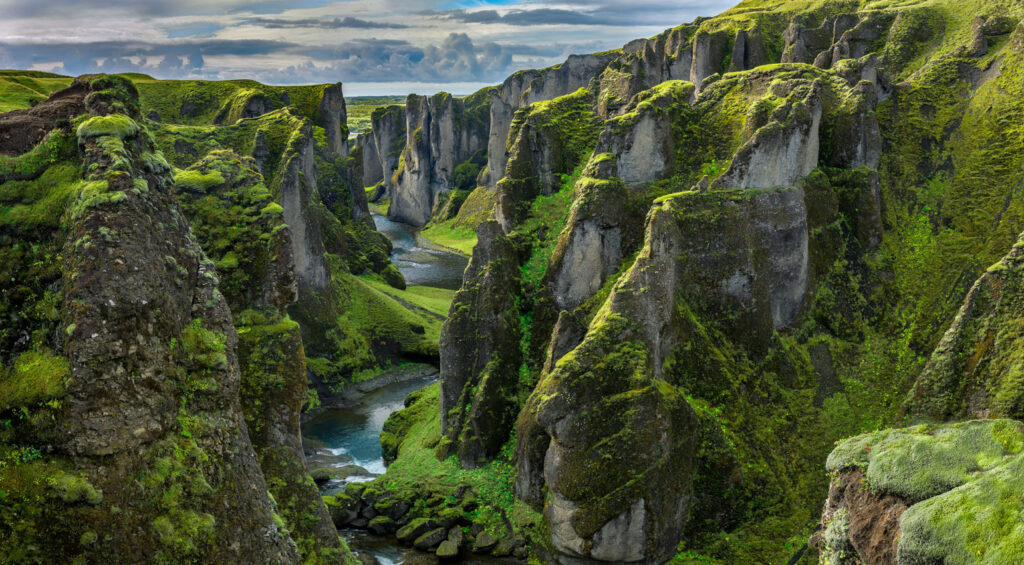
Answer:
[0,0,738,96]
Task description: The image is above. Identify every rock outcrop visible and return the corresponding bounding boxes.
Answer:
[485,53,618,188]
[370,104,406,196]
[279,122,331,291]
[390,91,490,227]
[318,83,348,157]
[174,150,346,561]
[438,220,522,467]
[0,75,315,563]
[545,82,695,332]
[815,420,1024,564]
[495,88,604,231]
[712,82,823,191]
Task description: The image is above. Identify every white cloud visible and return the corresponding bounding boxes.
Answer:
[0,0,739,89]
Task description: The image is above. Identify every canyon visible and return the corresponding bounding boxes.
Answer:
[3,1,1024,564]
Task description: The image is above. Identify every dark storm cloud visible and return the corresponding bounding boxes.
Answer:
[246,17,408,30]
[431,1,733,28]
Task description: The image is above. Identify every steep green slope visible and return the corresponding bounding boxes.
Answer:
[0,71,73,112]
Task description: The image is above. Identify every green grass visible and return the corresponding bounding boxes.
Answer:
[420,221,477,255]
[346,274,448,345]
[0,75,73,113]
[346,96,406,135]
[299,260,449,393]
[358,276,455,318]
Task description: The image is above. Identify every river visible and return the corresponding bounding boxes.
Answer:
[371,213,469,291]
[302,213,487,563]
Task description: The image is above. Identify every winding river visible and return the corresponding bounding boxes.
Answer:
[302,213,478,563]
[372,213,469,291]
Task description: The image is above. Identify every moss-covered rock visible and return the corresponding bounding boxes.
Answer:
[0,74,312,564]
[906,233,1024,421]
[817,420,1024,564]
[438,220,522,467]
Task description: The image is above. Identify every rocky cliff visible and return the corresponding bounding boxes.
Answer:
[389,91,491,227]
[173,149,345,561]
[0,75,355,563]
[484,54,619,189]
[142,79,442,399]
[408,1,1024,563]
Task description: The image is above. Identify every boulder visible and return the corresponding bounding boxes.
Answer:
[413,528,448,551]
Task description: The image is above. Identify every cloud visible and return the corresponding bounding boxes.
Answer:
[429,1,735,28]
[444,8,610,26]
[0,33,541,84]
[0,1,744,86]
[284,33,521,83]
[0,0,337,18]
[0,39,291,78]
[245,16,408,29]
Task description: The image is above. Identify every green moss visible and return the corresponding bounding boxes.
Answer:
[0,128,78,183]
[76,114,140,143]
[827,420,1024,501]
[180,318,228,372]
[0,348,70,412]
[53,472,103,505]
[899,449,1024,563]
[173,169,226,192]
[0,162,83,231]
[133,78,335,126]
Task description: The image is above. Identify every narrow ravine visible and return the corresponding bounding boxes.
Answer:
[303,372,439,493]
[302,213,481,563]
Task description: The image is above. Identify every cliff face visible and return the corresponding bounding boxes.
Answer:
[0,75,321,563]
[429,1,968,561]
[143,78,445,400]
[484,54,618,189]
[389,91,490,227]
[370,104,406,196]
[174,150,345,561]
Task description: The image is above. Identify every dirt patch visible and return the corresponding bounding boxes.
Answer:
[0,79,90,155]
[843,469,909,564]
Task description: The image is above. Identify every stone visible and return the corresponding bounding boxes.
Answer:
[472,531,499,553]
[435,540,460,560]
[413,528,448,551]
[368,516,396,535]
[397,517,438,544]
